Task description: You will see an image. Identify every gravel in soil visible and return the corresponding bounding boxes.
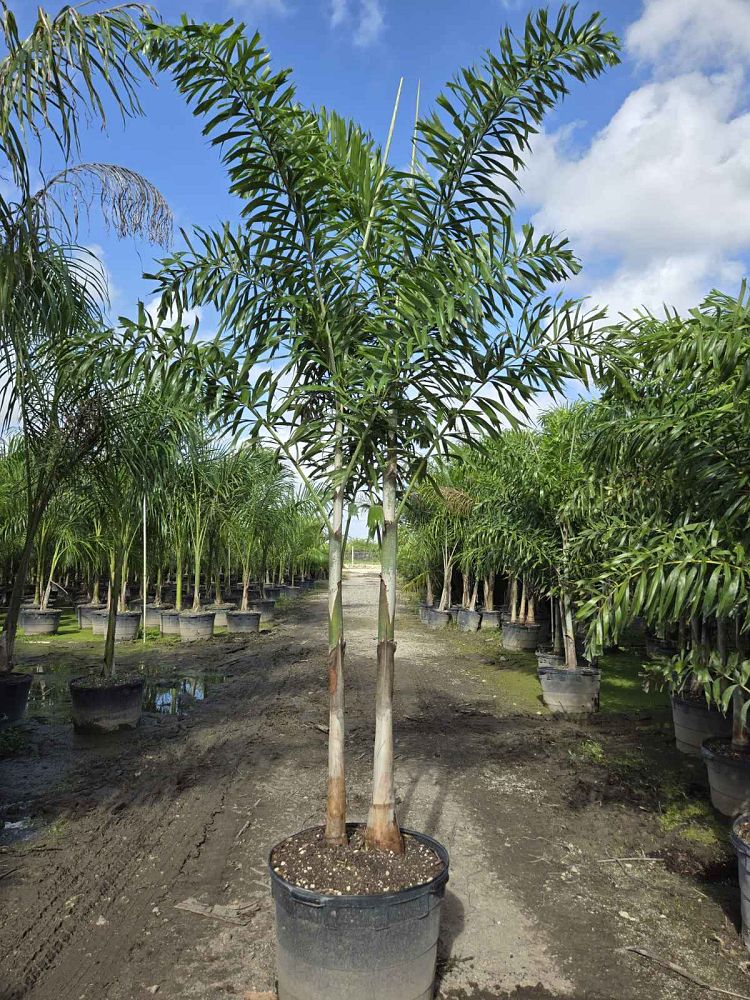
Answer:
[704,737,750,761]
[69,674,142,689]
[271,824,444,895]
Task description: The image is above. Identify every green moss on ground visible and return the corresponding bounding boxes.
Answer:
[658,795,725,847]
[448,627,668,718]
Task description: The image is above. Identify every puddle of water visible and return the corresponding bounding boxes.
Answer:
[27,663,225,722]
[0,816,34,845]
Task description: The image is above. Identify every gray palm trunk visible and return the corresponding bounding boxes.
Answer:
[366,435,404,853]
[325,449,347,846]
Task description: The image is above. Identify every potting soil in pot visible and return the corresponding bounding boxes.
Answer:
[270,825,444,895]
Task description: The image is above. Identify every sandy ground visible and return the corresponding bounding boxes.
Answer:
[2,569,750,1000]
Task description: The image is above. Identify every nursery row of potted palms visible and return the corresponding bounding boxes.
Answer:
[402,287,750,950]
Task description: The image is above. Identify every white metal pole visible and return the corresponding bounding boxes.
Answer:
[142,494,147,645]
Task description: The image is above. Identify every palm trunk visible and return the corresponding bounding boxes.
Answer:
[366,433,404,854]
[509,576,518,623]
[551,598,562,655]
[103,549,125,679]
[561,593,577,669]
[175,551,183,612]
[732,688,748,750]
[241,563,250,612]
[92,573,100,605]
[325,435,347,847]
[519,578,527,625]
[192,538,201,611]
[425,571,434,607]
[461,571,470,609]
[483,572,495,612]
[469,576,479,612]
[526,593,536,626]
[0,503,45,671]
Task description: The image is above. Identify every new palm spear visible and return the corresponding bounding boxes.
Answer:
[146,6,619,852]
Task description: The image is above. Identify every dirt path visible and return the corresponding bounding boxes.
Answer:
[2,570,749,999]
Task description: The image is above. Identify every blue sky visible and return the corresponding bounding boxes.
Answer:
[17,0,750,332]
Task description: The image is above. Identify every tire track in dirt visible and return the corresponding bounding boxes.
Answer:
[1,630,305,1000]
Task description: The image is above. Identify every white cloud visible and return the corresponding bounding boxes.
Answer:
[227,0,290,13]
[517,1,750,318]
[145,295,203,334]
[627,0,750,72]
[330,0,347,28]
[354,0,383,47]
[74,244,119,313]
[330,0,384,47]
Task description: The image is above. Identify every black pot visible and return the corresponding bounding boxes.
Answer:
[205,603,237,628]
[69,676,143,734]
[731,815,750,953]
[418,602,433,624]
[536,648,566,670]
[501,622,541,652]
[284,586,301,599]
[457,608,482,632]
[265,586,282,600]
[480,610,501,630]
[0,672,33,727]
[90,610,109,637]
[179,611,216,642]
[538,665,601,714]
[249,598,276,624]
[139,603,173,628]
[160,610,181,636]
[114,612,141,641]
[226,610,261,634]
[671,694,731,757]
[19,608,61,636]
[702,738,750,817]
[427,608,450,629]
[269,826,449,1000]
[77,603,105,629]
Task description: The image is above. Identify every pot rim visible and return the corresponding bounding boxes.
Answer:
[69,674,144,693]
[268,824,449,908]
[701,737,750,767]
[731,814,750,855]
[537,665,601,678]
[0,671,33,685]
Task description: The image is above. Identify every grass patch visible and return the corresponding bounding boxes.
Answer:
[0,727,29,758]
[455,629,669,718]
[658,789,725,848]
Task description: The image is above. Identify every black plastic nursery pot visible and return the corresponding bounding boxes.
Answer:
[457,608,482,633]
[160,610,181,636]
[19,608,62,636]
[0,672,33,727]
[731,815,750,953]
[501,622,541,652]
[284,585,301,599]
[69,675,143,734]
[264,586,282,601]
[179,611,216,642]
[205,603,237,628]
[427,608,450,629]
[480,610,501,630]
[535,648,566,670]
[417,602,432,624]
[114,612,141,642]
[538,665,601,714]
[77,603,105,629]
[701,738,750,817]
[269,827,449,1000]
[671,694,731,757]
[249,598,276,624]
[226,610,261,634]
[90,610,109,636]
[141,603,173,628]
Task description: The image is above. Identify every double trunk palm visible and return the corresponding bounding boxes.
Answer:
[146,6,619,853]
